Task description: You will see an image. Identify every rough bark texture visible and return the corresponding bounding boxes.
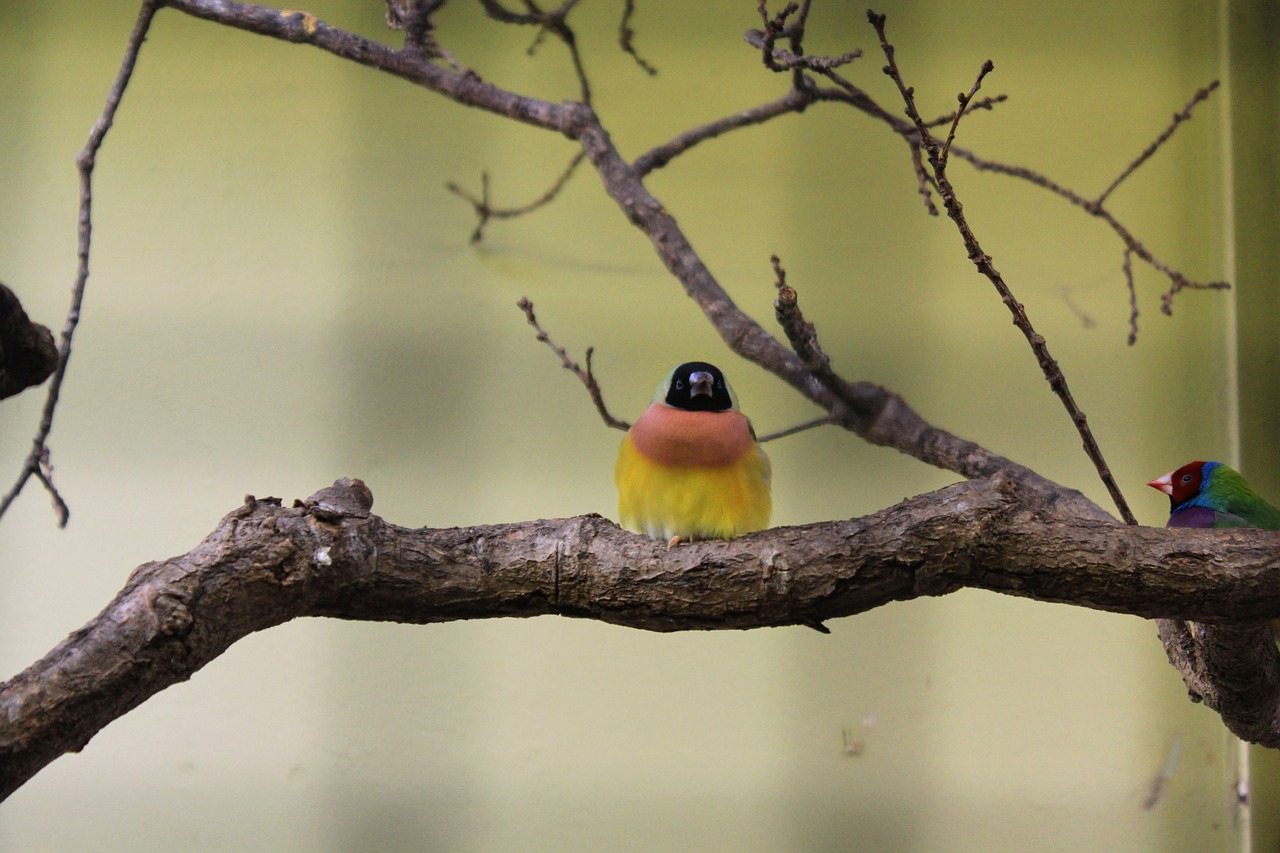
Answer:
[0,283,56,401]
[3,478,1280,800]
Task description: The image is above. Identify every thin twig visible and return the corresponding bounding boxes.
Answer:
[633,87,816,176]
[907,139,939,215]
[1123,249,1139,345]
[748,18,1222,328]
[0,0,160,528]
[771,255,841,391]
[757,416,833,443]
[477,0,591,103]
[937,61,994,167]
[618,0,657,76]
[749,1,861,75]
[517,297,630,431]
[947,81,1229,324]
[869,9,1137,526]
[32,461,69,526]
[446,151,586,242]
[755,0,795,73]
[784,0,814,90]
[922,94,1007,128]
[385,0,449,59]
[1095,81,1220,208]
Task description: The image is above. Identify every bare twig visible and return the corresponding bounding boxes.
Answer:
[770,255,841,392]
[517,297,630,431]
[949,115,1230,324]
[633,87,816,176]
[752,36,861,74]
[31,459,69,526]
[756,415,833,443]
[1095,81,1220,208]
[385,0,450,59]
[782,0,814,91]
[751,1,860,75]
[480,0,592,104]
[0,0,160,528]
[937,60,993,166]
[869,9,1137,526]
[921,94,1007,128]
[446,151,586,242]
[618,0,657,76]
[740,17,1220,324]
[1159,271,1231,316]
[907,142,939,215]
[751,11,1220,329]
[1123,249,1139,345]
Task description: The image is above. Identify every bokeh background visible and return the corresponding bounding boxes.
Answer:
[1,1,1275,850]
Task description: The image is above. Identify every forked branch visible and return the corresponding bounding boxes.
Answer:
[869,9,1137,526]
[0,0,161,528]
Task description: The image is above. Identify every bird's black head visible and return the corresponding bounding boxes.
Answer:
[662,362,735,412]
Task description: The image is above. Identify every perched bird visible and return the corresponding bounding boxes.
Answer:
[1148,461,1280,530]
[615,361,772,548]
[1149,461,1280,640]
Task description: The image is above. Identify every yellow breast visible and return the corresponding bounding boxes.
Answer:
[615,404,771,541]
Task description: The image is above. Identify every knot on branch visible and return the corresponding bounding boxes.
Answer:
[296,478,374,521]
[0,282,57,401]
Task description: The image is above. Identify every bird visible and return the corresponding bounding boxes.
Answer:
[1148,461,1280,640]
[615,361,772,549]
[1148,461,1280,530]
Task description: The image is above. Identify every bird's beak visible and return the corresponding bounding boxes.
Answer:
[689,371,713,398]
[1147,472,1174,496]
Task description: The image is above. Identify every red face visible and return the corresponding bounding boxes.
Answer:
[1147,461,1205,506]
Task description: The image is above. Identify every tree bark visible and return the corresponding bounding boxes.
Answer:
[0,283,56,401]
[3,477,1280,800]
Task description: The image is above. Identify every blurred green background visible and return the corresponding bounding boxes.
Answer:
[0,1,1273,850]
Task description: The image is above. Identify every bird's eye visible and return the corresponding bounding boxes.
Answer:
[675,380,684,390]
[1181,474,1192,483]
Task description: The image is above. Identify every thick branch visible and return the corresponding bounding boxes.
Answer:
[163,0,573,133]
[5,477,1280,800]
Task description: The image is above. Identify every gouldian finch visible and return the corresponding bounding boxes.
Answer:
[615,362,772,548]
[1148,461,1280,529]
[1148,461,1280,639]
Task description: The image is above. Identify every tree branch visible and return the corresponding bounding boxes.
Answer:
[446,151,586,242]
[618,0,657,76]
[5,477,1280,800]
[870,10,1137,525]
[1094,80,1220,208]
[0,0,161,528]
[517,297,630,431]
[0,282,57,401]
[95,1,1210,519]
